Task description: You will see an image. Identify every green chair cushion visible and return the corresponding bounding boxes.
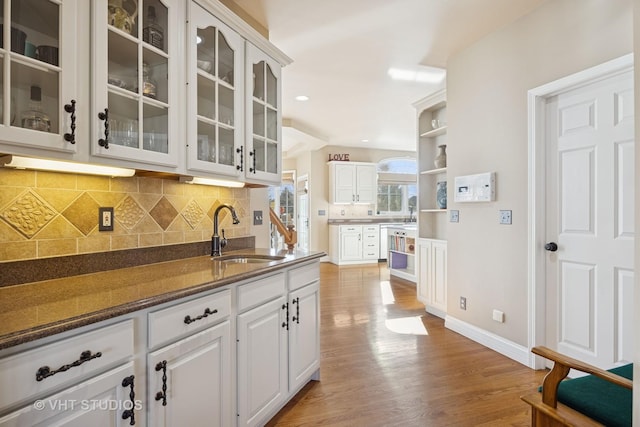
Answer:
[553,363,633,427]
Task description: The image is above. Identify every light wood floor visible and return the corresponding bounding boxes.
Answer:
[266,262,546,427]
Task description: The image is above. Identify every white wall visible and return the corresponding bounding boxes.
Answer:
[633,0,639,422]
[446,0,633,346]
[249,187,270,248]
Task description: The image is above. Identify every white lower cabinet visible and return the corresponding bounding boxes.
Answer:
[417,238,447,317]
[288,280,320,392]
[0,362,136,427]
[329,224,380,265]
[148,321,231,427]
[237,295,288,427]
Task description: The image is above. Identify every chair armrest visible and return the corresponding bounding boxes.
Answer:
[532,346,633,408]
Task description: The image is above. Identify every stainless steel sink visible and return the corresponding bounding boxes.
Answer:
[213,255,286,264]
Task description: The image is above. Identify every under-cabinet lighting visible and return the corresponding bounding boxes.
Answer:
[387,66,446,83]
[0,155,136,177]
[180,176,244,188]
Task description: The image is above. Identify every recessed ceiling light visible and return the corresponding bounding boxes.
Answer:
[388,66,446,83]
[295,95,309,101]
[361,139,369,143]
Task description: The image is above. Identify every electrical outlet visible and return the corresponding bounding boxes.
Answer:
[460,296,467,311]
[499,210,512,225]
[450,209,459,223]
[99,207,114,231]
[492,309,505,323]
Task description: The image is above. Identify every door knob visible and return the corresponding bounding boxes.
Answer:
[545,242,558,252]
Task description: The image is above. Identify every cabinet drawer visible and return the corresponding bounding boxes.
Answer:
[148,289,231,349]
[288,262,320,292]
[363,225,379,234]
[237,273,286,312]
[0,320,133,411]
[340,226,360,233]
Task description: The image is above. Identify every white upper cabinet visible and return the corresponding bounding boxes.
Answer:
[91,0,182,170]
[329,161,377,204]
[244,42,282,185]
[186,2,244,178]
[0,0,82,158]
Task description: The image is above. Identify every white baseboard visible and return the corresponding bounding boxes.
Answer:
[444,315,531,367]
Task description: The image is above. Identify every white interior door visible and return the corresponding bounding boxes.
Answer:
[545,70,634,369]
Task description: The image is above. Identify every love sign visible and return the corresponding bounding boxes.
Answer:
[328,153,350,161]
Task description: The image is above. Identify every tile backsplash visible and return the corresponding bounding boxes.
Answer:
[0,169,249,262]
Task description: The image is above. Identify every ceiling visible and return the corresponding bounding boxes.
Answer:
[230,0,548,155]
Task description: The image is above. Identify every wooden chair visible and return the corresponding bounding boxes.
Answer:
[521,346,633,427]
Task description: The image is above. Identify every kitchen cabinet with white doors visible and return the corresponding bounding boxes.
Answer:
[417,238,447,318]
[0,252,322,427]
[328,161,377,204]
[329,224,379,265]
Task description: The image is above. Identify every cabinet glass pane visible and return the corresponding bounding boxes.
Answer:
[253,138,265,172]
[12,62,58,133]
[219,127,234,166]
[219,85,233,126]
[143,103,168,153]
[142,0,167,53]
[266,142,277,173]
[108,0,138,38]
[253,101,264,136]
[108,30,138,94]
[266,107,276,140]
[197,121,216,162]
[266,64,277,107]
[108,93,139,148]
[197,27,215,76]
[218,33,234,85]
[253,61,264,100]
[197,74,215,119]
[143,49,167,103]
[12,0,59,62]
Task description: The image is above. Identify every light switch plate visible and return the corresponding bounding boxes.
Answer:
[499,210,512,225]
[450,210,459,223]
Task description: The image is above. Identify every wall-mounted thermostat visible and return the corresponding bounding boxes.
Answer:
[454,172,495,202]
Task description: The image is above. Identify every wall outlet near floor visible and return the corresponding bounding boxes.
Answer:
[499,210,512,225]
[492,309,505,323]
[99,207,114,231]
[460,296,467,311]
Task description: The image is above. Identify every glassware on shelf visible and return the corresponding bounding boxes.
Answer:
[142,62,157,99]
[143,6,164,50]
[21,86,51,132]
[108,0,138,35]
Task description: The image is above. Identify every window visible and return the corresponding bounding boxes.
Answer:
[376,158,417,217]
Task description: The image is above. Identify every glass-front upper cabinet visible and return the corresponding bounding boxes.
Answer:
[92,0,181,169]
[0,0,80,155]
[186,1,244,177]
[245,42,281,185]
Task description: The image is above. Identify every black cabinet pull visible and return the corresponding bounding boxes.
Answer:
[63,100,76,144]
[98,108,109,149]
[121,375,136,425]
[249,149,256,173]
[281,303,289,330]
[292,297,300,324]
[155,360,168,406]
[236,146,244,172]
[184,307,218,324]
[545,242,558,252]
[36,350,102,381]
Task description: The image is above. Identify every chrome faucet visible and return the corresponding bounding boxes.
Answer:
[211,204,240,257]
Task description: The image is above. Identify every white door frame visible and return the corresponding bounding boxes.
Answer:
[527,53,634,369]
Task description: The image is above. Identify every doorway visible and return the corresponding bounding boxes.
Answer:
[528,54,634,370]
[297,175,310,252]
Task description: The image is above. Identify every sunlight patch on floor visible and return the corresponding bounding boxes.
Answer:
[385,316,429,335]
[379,280,395,305]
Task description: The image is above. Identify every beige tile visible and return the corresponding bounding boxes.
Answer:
[111,176,139,193]
[139,233,163,247]
[36,171,77,189]
[34,188,82,212]
[78,234,112,254]
[162,231,184,245]
[0,169,36,187]
[89,191,127,208]
[116,196,146,230]
[112,234,139,250]
[0,188,28,215]
[1,190,58,238]
[184,230,205,243]
[164,195,190,212]
[77,175,110,191]
[37,216,84,239]
[167,215,191,232]
[62,193,100,236]
[149,197,178,230]
[38,238,77,258]
[139,177,163,194]
[163,179,184,196]
[0,241,37,261]
[0,220,26,242]
[131,215,163,234]
[134,193,163,212]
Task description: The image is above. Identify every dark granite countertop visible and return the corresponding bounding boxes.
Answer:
[0,249,324,350]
